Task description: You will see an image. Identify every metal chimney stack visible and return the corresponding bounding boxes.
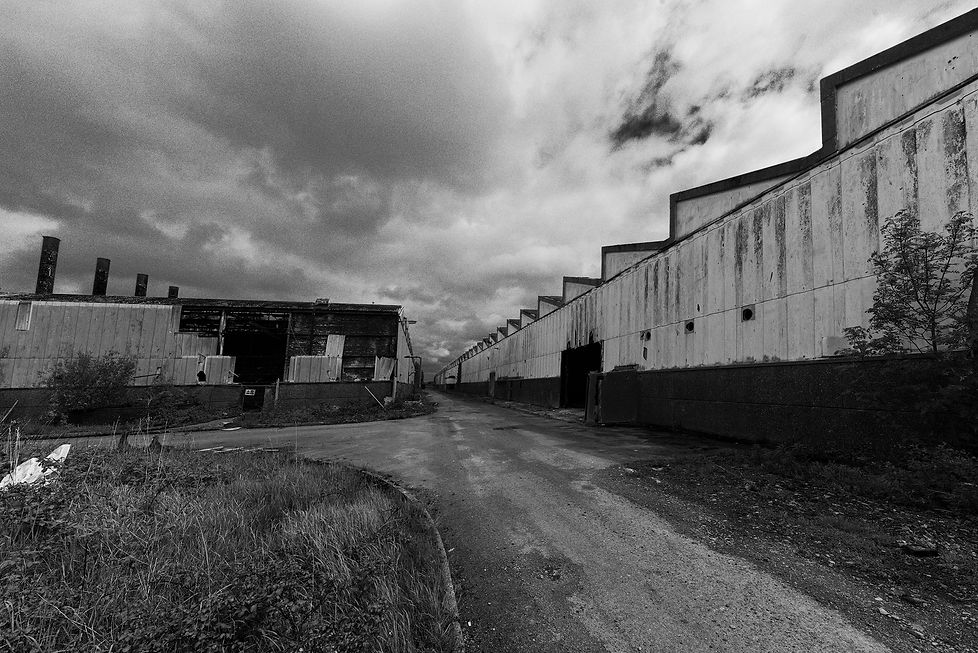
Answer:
[167,286,179,298]
[135,274,148,297]
[92,258,110,296]
[35,236,60,294]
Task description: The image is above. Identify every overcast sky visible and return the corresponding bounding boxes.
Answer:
[1,0,974,370]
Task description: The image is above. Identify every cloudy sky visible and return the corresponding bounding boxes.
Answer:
[1,0,974,370]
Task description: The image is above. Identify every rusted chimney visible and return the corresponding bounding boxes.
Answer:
[135,273,148,297]
[35,236,60,294]
[92,258,110,296]
[167,285,179,298]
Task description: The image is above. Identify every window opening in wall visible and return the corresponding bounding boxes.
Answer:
[742,305,755,321]
[685,321,695,334]
[15,301,32,331]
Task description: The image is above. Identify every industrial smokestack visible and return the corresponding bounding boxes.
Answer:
[35,236,60,294]
[135,273,148,297]
[92,258,110,296]
[167,286,179,298]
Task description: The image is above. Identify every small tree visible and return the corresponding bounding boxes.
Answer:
[845,209,977,355]
[42,351,136,422]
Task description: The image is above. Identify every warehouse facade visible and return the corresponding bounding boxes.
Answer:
[435,10,978,441]
[0,246,416,417]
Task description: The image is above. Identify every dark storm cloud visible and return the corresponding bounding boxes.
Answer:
[609,48,718,153]
[171,1,507,184]
[0,0,510,298]
[610,51,683,146]
[742,67,799,99]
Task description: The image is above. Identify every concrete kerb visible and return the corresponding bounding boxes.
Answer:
[356,467,463,651]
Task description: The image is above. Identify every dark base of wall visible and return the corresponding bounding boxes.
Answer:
[619,357,938,444]
[0,385,246,422]
[442,377,561,409]
[441,358,952,446]
[269,381,405,410]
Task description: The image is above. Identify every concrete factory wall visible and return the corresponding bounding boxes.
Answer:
[436,10,978,439]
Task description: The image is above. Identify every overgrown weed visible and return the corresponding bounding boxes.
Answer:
[0,446,454,652]
[244,396,435,428]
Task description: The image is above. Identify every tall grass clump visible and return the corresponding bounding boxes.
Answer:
[0,446,456,652]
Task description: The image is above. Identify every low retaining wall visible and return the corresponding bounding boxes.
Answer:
[0,385,244,421]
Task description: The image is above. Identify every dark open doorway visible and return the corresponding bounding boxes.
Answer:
[560,341,601,408]
[222,313,289,384]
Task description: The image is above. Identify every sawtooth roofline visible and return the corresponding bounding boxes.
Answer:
[436,7,978,378]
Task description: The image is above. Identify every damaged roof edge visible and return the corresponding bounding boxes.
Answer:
[0,293,401,313]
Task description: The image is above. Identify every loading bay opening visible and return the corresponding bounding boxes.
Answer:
[560,341,601,408]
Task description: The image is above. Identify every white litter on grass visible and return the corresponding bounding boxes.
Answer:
[1,444,71,490]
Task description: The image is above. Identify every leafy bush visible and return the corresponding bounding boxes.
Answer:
[843,209,978,449]
[41,351,136,422]
[844,209,977,355]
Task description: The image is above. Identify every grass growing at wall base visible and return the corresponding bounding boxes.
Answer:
[242,397,436,428]
[0,447,456,652]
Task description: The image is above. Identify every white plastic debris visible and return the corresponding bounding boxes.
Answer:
[0,444,70,489]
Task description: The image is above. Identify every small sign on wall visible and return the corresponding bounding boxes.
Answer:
[244,389,256,396]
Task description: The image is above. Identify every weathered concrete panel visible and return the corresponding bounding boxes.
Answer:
[674,175,791,240]
[840,147,880,280]
[786,182,814,294]
[917,105,971,232]
[602,245,663,281]
[834,28,978,148]
[786,292,816,360]
[966,95,978,218]
[876,128,919,225]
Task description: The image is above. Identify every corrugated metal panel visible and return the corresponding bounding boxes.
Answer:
[204,356,235,384]
[373,356,396,381]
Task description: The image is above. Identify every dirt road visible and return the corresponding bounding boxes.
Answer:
[162,391,888,652]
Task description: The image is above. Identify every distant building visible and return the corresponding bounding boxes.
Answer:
[0,241,415,401]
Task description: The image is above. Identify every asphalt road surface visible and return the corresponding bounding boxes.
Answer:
[156,391,887,652]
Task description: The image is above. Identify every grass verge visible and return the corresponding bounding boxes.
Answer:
[240,397,436,429]
[1,445,456,652]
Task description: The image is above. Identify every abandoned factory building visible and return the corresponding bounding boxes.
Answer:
[435,9,978,442]
[0,238,417,411]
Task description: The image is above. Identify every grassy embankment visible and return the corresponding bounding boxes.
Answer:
[1,445,456,652]
[240,397,436,428]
